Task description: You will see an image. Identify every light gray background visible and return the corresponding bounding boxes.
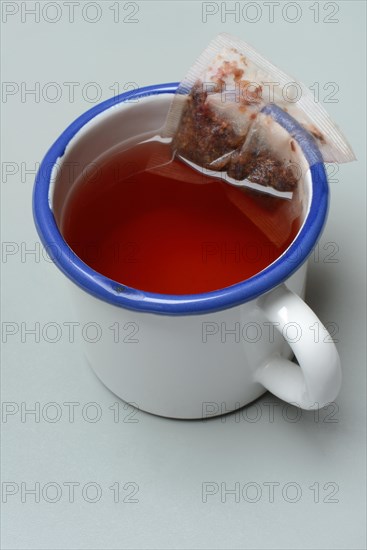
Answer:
[1,1,366,549]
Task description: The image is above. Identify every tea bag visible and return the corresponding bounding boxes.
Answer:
[134,32,354,248]
[161,33,355,197]
[118,34,355,247]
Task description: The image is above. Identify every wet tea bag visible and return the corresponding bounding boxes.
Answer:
[116,33,355,247]
[137,32,354,247]
[160,33,355,197]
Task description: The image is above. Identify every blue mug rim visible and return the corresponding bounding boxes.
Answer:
[32,82,329,316]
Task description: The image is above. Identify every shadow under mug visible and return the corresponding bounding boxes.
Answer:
[33,83,341,419]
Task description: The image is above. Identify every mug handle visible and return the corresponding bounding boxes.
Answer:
[255,284,341,410]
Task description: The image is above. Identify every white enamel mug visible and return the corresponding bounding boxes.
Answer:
[33,83,341,419]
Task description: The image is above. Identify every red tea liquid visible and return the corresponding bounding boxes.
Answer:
[61,142,302,294]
